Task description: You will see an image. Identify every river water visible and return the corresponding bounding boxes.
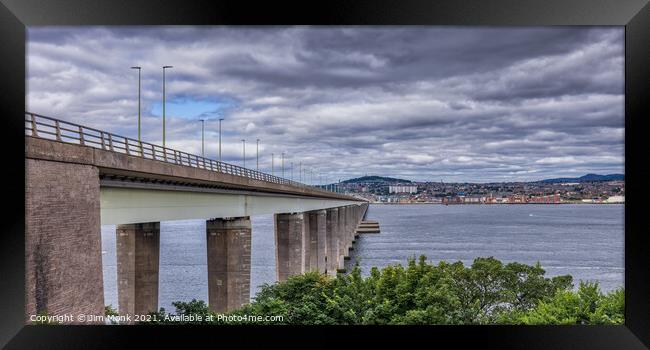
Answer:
[101,204,624,313]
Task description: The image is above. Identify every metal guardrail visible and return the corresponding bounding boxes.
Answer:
[25,112,338,195]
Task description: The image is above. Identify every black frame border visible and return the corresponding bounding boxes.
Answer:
[1,0,649,348]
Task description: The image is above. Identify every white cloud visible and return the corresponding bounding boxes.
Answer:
[26,26,625,182]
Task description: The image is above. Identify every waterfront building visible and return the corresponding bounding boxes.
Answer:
[389,185,418,194]
[606,195,625,203]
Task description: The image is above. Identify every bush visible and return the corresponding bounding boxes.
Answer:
[147,256,623,325]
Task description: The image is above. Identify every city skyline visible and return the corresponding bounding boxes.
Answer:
[27,26,624,182]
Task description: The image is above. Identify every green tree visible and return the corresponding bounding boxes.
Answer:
[145,257,622,326]
[509,282,624,325]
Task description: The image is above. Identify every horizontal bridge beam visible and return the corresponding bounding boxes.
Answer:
[100,187,363,225]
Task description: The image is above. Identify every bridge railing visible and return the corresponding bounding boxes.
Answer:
[25,112,339,194]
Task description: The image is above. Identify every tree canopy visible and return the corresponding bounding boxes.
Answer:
[146,256,624,325]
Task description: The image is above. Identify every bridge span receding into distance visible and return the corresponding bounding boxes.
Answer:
[25,112,369,323]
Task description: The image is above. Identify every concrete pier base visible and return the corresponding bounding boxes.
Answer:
[338,206,348,258]
[25,159,104,323]
[275,213,307,281]
[326,208,340,276]
[347,206,355,251]
[206,217,252,313]
[307,210,327,273]
[116,222,160,318]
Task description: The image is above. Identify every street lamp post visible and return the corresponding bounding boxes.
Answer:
[256,139,260,171]
[242,139,246,168]
[281,152,285,178]
[299,162,302,183]
[162,65,173,148]
[290,162,293,180]
[218,118,224,162]
[130,66,141,141]
[271,153,275,176]
[199,119,205,157]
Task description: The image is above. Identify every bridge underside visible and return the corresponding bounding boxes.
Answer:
[100,185,360,225]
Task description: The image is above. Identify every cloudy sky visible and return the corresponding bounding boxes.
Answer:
[27,26,624,183]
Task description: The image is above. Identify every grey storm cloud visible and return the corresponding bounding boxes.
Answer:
[26,26,624,183]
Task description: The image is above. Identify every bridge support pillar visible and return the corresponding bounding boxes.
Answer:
[275,213,308,281]
[338,206,348,262]
[116,222,160,319]
[325,208,339,276]
[307,210,327,274]
[349,206,355,242]
[206,217,252,313]
[348,205,355,247]
[25,159,104,323]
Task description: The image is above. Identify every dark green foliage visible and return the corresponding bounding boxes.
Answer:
[147,256,623,325]
[502,282,625,325]
[105,304,118,317]
[148,299,221,324]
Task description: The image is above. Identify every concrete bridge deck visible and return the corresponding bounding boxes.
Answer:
[25,112,369,323]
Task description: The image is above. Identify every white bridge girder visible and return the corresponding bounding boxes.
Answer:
[100,187,362,225]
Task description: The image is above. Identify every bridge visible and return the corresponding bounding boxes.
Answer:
[24,112,369,323]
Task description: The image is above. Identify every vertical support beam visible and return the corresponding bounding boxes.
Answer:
[338,206,348,259]
[302,213,311,273]
[206,217,252,313]
[349,206,355,243]
[25,159,104,323]
[325,207,339,276]
[357,205,362,225]
[347,206,354,246]
[275,213,307,281]
[307,210,327,273]
[363,203,369,220]
[117,222,160,318]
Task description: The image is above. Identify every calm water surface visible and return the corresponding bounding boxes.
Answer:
[101,204,624,313]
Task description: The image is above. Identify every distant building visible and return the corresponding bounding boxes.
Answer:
[442,196,463,205]
[529,193,561,204]
[606,195,624,203]
[508,194,528,203]
[463,197,481,204]
[389,185,418,194]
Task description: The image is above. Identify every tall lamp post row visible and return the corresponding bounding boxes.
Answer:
[130,66,334,191]
[130,66,172,145]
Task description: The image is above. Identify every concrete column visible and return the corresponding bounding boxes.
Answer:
[275,213,307,281]
[325,208,339,276]
[307,210,327,273]
[347,205,357,247]
[337,206,347,260]
[25,159,104,323]
[301,213,311,274]
[117,222,160,318]
[355,205,359,222]
[206,217,252,313]
[350,205,358,242]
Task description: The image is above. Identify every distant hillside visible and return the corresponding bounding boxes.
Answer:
[340,175,411,184]
[540,173,624,183]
